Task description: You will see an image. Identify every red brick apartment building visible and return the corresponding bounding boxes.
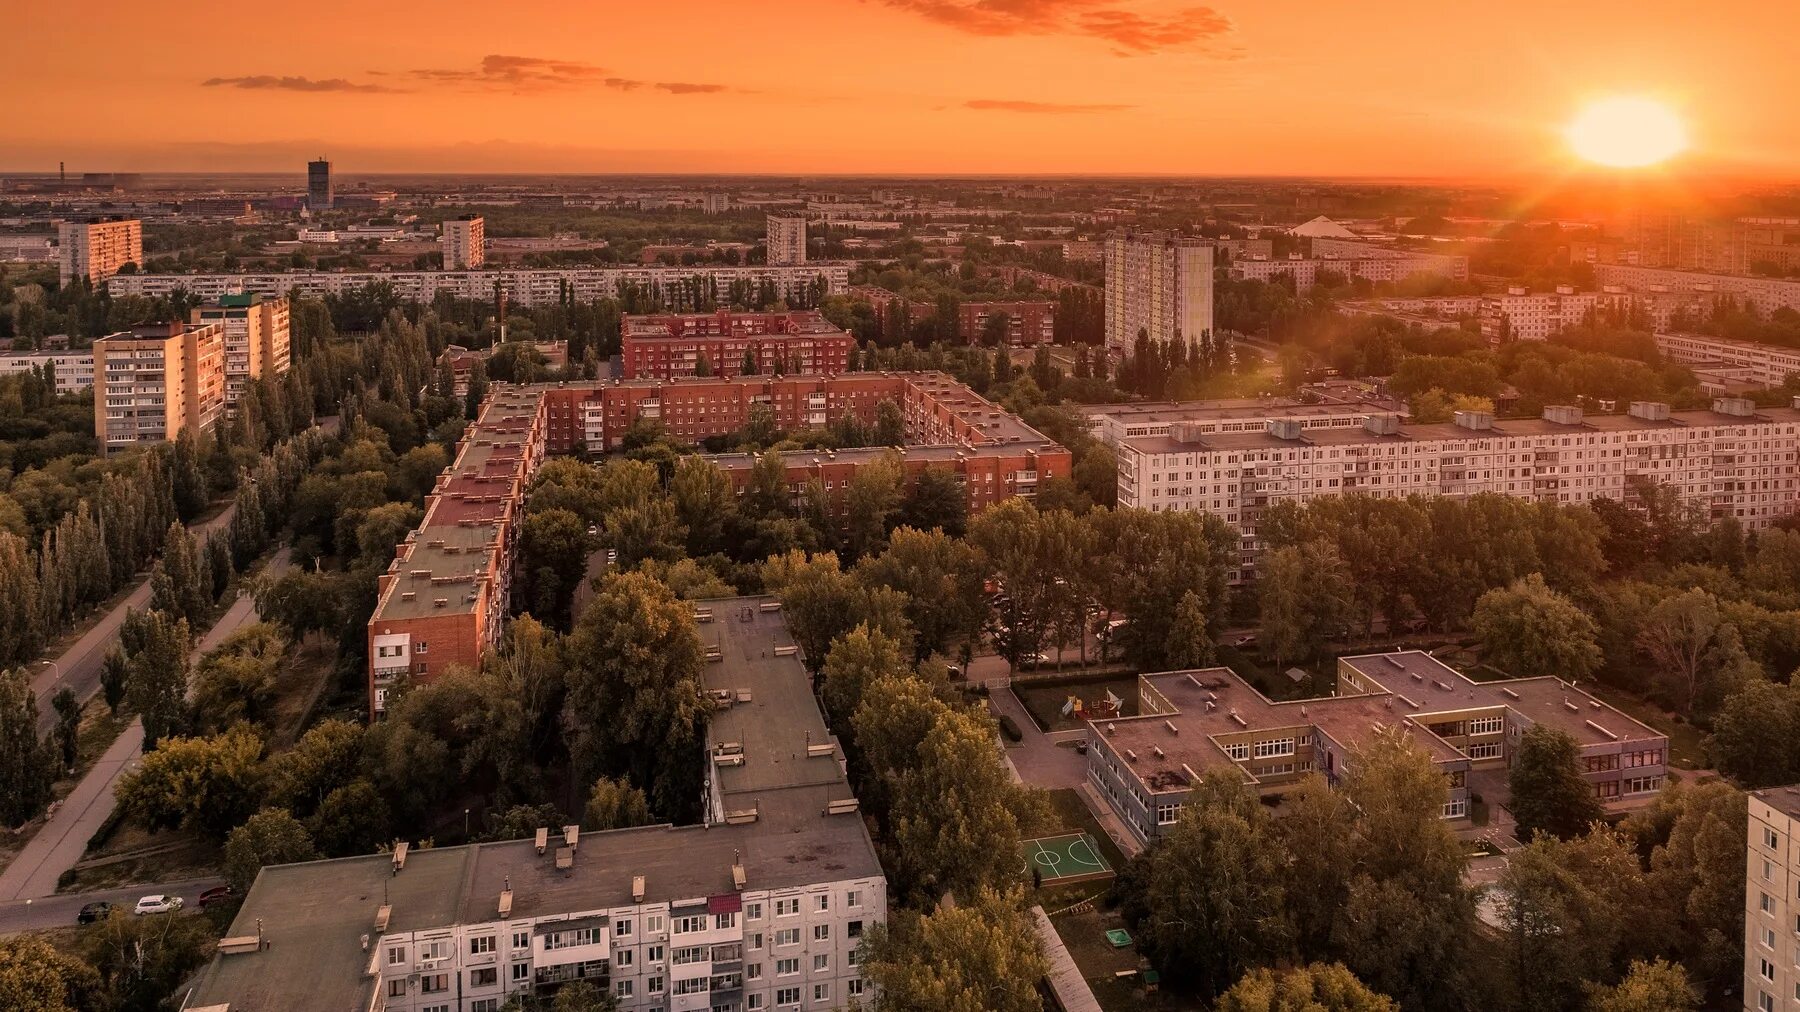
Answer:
[367,372,1069,716]
[620,310,854,379]
[958,301,1056,345]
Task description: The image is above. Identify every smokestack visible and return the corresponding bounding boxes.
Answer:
[59,162,65,183]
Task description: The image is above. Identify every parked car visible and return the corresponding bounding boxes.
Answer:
[197,885,234,909]
[77,901,113,924]
[134,894,183,915]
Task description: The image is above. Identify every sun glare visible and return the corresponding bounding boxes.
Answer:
[1566,96,1688,168]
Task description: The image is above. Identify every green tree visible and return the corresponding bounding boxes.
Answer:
[1216,963,1398,1012]
[264,718,364,817]
[1509,724,1605,841]
[1166,589,1215,669]
[1709,679,1800,787]
[1633,780,1748,988]
[1636,589,1758,717]
[584,776,653,830]
[1473,573,1603,680]
[308,779,391,856]
[669,456,734,556]
[51,686,79,772]
[895,466,968,537]
[0,933,99,1011]
[549,980,621,1012]
[820,623,911,730]
[562,572,705,818]
[99,647,128,715]
[843,451,904,560]
[190,623,287,733]
[81,896,215,1011]
[862,888,1046,1012]
[1259,541,1353,668]
[1134,774,1293,998]
[515,508,591,628]
[1493,828,1646,1008]
[125,610,191,748]
[223,808,318,892]
[1585,959,1701,1012]
[854,526,987,663]
[114,725,266,839]
[0,667,53,826]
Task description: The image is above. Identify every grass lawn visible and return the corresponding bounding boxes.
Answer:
[1050,906,1203,1012]
[1015,676,1140,733]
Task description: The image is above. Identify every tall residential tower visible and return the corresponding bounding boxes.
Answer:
[306,157,333,211]
[766,214,807,266]
[1103,231,1214,355]
[57,218,142,285]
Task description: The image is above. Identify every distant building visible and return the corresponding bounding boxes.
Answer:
[1746,786,1800,1012]
[0,235,55,263]
[703,192,733,214]
[0,351,95,394]
[1104,231,1215,355]
[767,214,807,266]
[92,322,226,452]
[958,301,1056,346]
[620,311,853,379]
[57,218,141,285]
[306,157,332,212]
[191,294,291,406]
[1656,332,1800,388]
[1593,263,1800,316]
[443,215,486,270]
[1088,650,1668,845]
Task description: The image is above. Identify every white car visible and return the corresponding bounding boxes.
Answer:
[134,894,183,915]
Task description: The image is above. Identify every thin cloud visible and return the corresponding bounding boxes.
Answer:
[408,56,733,95]
[201,75,403,94]
[872,0,1236,55]
[965,99,1132,113]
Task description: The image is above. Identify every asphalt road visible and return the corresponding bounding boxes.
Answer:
[0,548,292,905]
[0,876,226,935]
[28,503,240,738]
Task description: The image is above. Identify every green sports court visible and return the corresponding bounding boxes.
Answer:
[1023,832,1114,886]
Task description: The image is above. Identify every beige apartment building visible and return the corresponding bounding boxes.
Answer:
[444,215,486,269]
[1104,231,1215,354]
[57,218,141,285]
[1656,332,1800,389]
[1116,399,1800,582]
[91,322,226,452]
[192,293,291,406]
[766,214,807,266]
[1746,786,1800,1012]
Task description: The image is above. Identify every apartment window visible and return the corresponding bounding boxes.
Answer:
[813,925,830,942]
[617,980,634,998]
[648,975,665,995]
[1762,926,1777,950]
[511,964,530,983]
[777,958,800,976]
[777,928,800,947]
[776,987,801,1007]
[715,912,737,930]
[544,928,600,950]
[470,936,495,955]
[1468,716,1504,735]
[848,979,865,998]
[675,915,708,934]
[648,944,664,963]
[472,1001,499,1012]
[845,891,860,909]
[748,932,764,950]
[748,997,764,1010]
[813,954,829,972]
[747,963,762,981]
[387,946,407,965]
[776,898,800,916]
[420,973,449,995]
[387,980,406,998]
[415,641,429,654]
[1763,892,1777,914]
[1767,827,1783,850]
[470,968,497,987]
[511,931,530,951]
[423,1006,449,1012]
[746,902,764,919]
[1468,742,1502,760]
[647,914,665,933]
[1225,742,1250,761]
[815,894,829,912]
[1763,958,1777,983]
[616,949,633,968]
[674,946,708,965]
[616,918,632,938]
[814,983,831,1002]
[1156,803,1182,825]
[847,920,863,940]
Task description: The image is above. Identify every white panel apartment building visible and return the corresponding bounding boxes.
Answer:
[1594,264,1800,316]
[0,351,95,394]
[1104,232,1214,354]
[766,215,807,266]
[1655,333,1800,389]
[1116,399,1800,582]
[1308,237,1470,281]
[107,264,851,308]
[444,216,487,270]
[1745,786,1800,1012]
[58,218,142,284]
[185,596,886,1012]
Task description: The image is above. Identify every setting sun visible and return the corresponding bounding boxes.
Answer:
[1566,96,1689,168]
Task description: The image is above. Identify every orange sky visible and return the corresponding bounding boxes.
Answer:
[8,0,1798,178]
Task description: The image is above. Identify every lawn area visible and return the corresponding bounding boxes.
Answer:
[1015,676,1140,733]
[1050,906,1202,1012]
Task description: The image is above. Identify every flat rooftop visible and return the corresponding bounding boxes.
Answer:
[1096,650,1664,795]
[1123,405,1800,455]
[1754,784,1800,821]
[1086,397,1400,426]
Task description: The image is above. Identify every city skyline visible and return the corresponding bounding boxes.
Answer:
[9,0,1800,179]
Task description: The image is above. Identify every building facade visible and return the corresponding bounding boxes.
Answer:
[766,215,806,266]
[444,215,487,270]
[1656,332,1800,388]
[1116,399,1800,582]
[620,312,853,380]
[1087,650,1667,846]
[91,321,226,452]
[307,157,333,211]
[0,351,95,394]
[1746,786,1800,1012]
[57,218,142,285]
[1594,264,1800,317]
[192,293,291,406]
[192,596,886,1012]
[958,301,1056,345]
[107,263,852,308]
[1104,232,1214,354]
